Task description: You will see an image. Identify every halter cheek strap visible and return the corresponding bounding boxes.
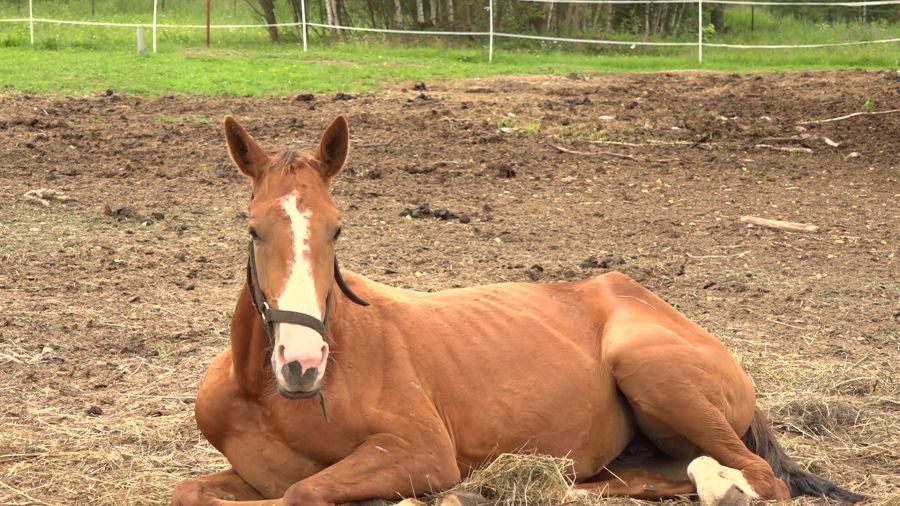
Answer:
[245,240,369,347]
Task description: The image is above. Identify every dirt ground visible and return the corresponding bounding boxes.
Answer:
[0,70,898,505]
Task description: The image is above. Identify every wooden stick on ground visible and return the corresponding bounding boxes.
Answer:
[740,216,820,233]
[798,108,900,125]
[547,142,679,163]
[753,144,814,153]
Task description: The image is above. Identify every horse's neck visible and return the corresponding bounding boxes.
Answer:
[229,282,274,393]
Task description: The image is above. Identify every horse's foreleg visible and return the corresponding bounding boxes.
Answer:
[170,469,266,506]
[281,434,460,506]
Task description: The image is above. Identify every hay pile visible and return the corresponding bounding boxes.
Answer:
[448,453,576,506]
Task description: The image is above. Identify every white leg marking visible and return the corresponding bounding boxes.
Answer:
[688,456,760,506]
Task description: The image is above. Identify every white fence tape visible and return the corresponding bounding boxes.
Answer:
[495,32,699,45]
[2,0,897,62]
[306,22,488,36]
[518,0,900,4]
[707,38,899,47]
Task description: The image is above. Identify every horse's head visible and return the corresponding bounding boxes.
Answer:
[224,115,353,399]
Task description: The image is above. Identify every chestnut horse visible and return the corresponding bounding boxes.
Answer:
[170,116,865,506]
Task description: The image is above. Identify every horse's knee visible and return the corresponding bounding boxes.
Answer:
[283,485,332,506]
[170,479,206,506]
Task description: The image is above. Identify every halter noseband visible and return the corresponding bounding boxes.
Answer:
[245,240,369,347]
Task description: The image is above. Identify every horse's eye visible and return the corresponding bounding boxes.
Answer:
[249,227,261,241]
[333,227,342,241]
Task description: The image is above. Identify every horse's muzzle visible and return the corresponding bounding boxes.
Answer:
[279,361,319,394]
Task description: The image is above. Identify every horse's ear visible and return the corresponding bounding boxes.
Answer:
[224,115,268,179]
[315,115,349,181]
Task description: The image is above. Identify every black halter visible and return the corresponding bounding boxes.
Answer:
[245,240,369,347]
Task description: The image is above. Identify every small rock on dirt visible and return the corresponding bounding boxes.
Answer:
[294,93,315,102]
[401,202,432,219]
[433,209,458,220]
[566,96,592,106]
[104,205,135,220]
[580,255,625,269]
[334,92,354,101]
[496,165,516,178]
[86,406,103,416]
[413,82,427,91]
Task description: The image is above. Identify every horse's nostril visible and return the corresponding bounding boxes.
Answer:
[301,366,317,384]
[281,361,318,390]
[282,361,302,381]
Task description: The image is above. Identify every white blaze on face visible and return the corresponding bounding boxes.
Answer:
[277,194,321,320]
[273,194,328,386]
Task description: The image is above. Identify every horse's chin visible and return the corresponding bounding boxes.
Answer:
[276,384,321,400]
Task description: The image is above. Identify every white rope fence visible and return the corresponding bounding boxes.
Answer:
[1,0,897,62]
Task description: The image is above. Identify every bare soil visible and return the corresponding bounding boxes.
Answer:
[0,70,898,505]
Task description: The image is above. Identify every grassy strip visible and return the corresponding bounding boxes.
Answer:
[1,39,897,97]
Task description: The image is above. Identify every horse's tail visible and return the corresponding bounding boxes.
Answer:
[742,407,868,504]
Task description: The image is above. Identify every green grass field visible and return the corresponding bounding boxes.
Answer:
[0,0,897,96]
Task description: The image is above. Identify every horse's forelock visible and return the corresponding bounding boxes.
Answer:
[264,150,318,175]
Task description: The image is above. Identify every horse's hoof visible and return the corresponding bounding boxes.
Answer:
[435,492,490,506]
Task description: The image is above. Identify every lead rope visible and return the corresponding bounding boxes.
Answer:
[317,391,331,424]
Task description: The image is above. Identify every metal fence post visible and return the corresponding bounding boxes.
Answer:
[301,0,308,52]
[152,0,158,52]
[697,0,703,63]
[28,0,33,44]
[488,0,494,63]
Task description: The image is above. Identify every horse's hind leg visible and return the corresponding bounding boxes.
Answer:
[604,324,790,501]
[575,468,694,500]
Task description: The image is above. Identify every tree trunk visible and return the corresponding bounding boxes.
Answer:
[446,0,454,24]
[365,0,376,26]
[603,3,613,32]
[429,0,438,25]
[416,0,425,26]
[246,0,280,42]
[644,3,650,34]
[711,5,725,32]
[324,0,334,28]
[545,2,555,33]
[394,0,403,26]
[668,3,683,35]
[334,0,345,28]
